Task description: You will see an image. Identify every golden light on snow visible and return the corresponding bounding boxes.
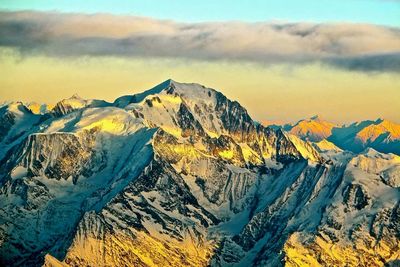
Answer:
[82,118,126,134]
[218,149,235,160]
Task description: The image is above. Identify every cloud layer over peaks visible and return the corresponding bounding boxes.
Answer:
[1,11,399,72]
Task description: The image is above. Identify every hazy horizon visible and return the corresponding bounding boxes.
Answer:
[1,76,399,125]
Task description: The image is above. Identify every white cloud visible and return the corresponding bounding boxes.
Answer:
[0,11,399,71]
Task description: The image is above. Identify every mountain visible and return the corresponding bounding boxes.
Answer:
[282,116,400,156]
[329,119,400,155]
[0,102,43,159]
[0,80,399,267]
[313,139,342,153]
[51,94,111,117]
[288,115,336,142]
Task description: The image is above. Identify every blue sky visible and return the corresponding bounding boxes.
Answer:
[0,0,399,26]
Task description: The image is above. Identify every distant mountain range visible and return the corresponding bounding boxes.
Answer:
[0,80,399,267]
[265,115,400,156]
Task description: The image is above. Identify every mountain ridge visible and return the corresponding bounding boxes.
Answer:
[272,115,400,156]
[0,80,399,267]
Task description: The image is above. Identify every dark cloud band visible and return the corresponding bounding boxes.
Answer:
[0,11,399,72]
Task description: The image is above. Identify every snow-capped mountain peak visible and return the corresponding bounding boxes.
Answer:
[0,80,399,267]
[309,114,322,121]
[70,93,82,99]
[288,115,336,142]
[356,119,400,142]
[51,95,88,116]
[273,115,400,156]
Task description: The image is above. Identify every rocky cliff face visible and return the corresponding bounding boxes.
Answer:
[0,80,398,267]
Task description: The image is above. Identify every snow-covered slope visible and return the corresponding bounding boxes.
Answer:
[331,119,400,155]
[356,119,400,143]
[284,117,400,156]
[288,115,336,142]
[0,106,156,266]
[313,139,342,153]
[0,80,398,267]
[283,148,400,266]
[0,102,43,161]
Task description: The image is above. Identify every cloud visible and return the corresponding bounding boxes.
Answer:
[328,53,400,72]
[0,11,399,72]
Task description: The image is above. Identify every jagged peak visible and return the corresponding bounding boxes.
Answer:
[157,79,220,96]
[113,79,174,107]
[55,95,86,106]
[305,115,333,124]
[114,79,220,109]
[164,78,176,86]
[164,80,216,96]
[375,118,397,126]
[310,114,322,121]
[50,94,89,116]
[356,118,400,142]
[150,78,186,92]
[70,93,82,100]
[288,115,336,142]
[292,115,333,128]
[156,78,175,89]
[5,101,30,113]
[343,118,397,132]
[159,78,204,88]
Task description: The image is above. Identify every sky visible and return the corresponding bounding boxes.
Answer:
[0,1,399,124]
[1,0,400,26]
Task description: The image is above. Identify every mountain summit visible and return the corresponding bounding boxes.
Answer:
[288,115,337,142]
[0,80,399,267]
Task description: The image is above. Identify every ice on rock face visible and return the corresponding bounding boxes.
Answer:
[0,80,398,267]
